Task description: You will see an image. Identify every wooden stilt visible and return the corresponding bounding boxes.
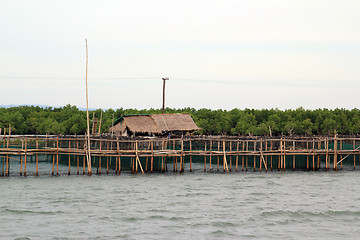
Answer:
[354,139,356,170]
[204,141,207,172]
[293,141,295,171]
[340,139,343,170]
[334,135,338,171]
[270,141,273,171]
[118,155,121,175]
[24,139,27,176]
[312,139,315,172]
[151,140,154,173]
[306,141,309,170]
[56,137,59,175]
[246,141,249,172]
[20,139,23,176]
[254,141,256,172]
[259,141,262,172]
[106,142,109,174]
[242,141,245,172]
[68,141,71,175]
[36,138,39,176]
[236,140,239,172]
[209,139,212,172]
[217,141,220,171]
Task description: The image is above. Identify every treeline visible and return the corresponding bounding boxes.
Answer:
[0,105,360,136]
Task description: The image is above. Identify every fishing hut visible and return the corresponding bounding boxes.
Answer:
[109,113,200,137]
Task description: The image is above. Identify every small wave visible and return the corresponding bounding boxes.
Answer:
[2,208,64,215]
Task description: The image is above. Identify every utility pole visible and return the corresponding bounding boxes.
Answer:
[162,77,169,114]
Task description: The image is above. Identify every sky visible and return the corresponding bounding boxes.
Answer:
[1,0,360,110]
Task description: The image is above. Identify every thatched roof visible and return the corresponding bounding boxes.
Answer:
[111,113,200,135]
[123,115,161,134]
[151,113,200,132]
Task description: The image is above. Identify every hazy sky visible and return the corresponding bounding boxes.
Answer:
[1,0,359,110]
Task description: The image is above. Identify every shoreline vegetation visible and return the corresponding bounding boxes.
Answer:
[0,105,360,136]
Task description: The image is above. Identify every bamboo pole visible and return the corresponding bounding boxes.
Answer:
[354,139,356,170]
[85,39,92,175]
[246,141,248,172]
[242,140,245,172]
[334,135,338,171]
[36,138,39,176]
[340,139,343,170]
[292,141,295,171]
[20,139,23,176]
[68,141,71,175]
[306,141,309,170]
[209,139,212,172]
[56,137,59,175]
[229,141,232,172]
[222,140,229,172]
[254,141,257,172]
[270,140,273,171]
[204,141,207,172]
[77,141,80,175]
[180,138,184,172]
[312,139,315,172]
[151,140,154,173]
[259,141,262,172]
[217,141,220,171]
[325,139,329,170]
[235,140,239,172]
[24,139,27,176]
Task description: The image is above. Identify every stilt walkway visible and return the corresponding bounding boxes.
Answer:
[1,135,360,176]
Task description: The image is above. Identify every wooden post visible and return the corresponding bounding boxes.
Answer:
[312,139,315,172]
[217,141,220,171]
[98,139,102,175]
[246,141,249,172]
[151,140,154,173]
[334,136,338,171]
[325,139,329,170]
[189,140,192,172]
[209,139,212,172]
[173,142,176,172]
[24,138,27,176]
[293,141,295,171]
[242,140,245,172]
[340,139,343,170]
[36,138,39,176]
[317,140,321,169]
[229,141,232,172]
[204,141,207,172]
[20,139,24,176]
[106,141,109,174]
[68,141,71,175]
[180,138,184,172]
[223,141,226,172]
[270,140,273,171]
[265,140,268,172]
[283,140,286,171]
[254,141,257,172]
[85,39,92,176]
[56,137,59,175]
[306,141,309,170]
[354,139,356,170]
[223,140,229,172]
[116,138,120,175]
[236,140,239,172]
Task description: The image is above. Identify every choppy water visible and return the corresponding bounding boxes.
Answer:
[1,164,360,239]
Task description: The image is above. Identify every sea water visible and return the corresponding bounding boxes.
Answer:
[0,164,359,239]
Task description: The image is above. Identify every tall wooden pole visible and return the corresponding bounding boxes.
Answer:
[162,77,169,114]
[85,39,92,175]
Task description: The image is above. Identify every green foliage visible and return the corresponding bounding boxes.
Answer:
[0,105,360,136]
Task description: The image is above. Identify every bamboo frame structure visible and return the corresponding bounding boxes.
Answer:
[0,135,360,176]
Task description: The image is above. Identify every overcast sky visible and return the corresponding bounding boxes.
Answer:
[1,0,359,110]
